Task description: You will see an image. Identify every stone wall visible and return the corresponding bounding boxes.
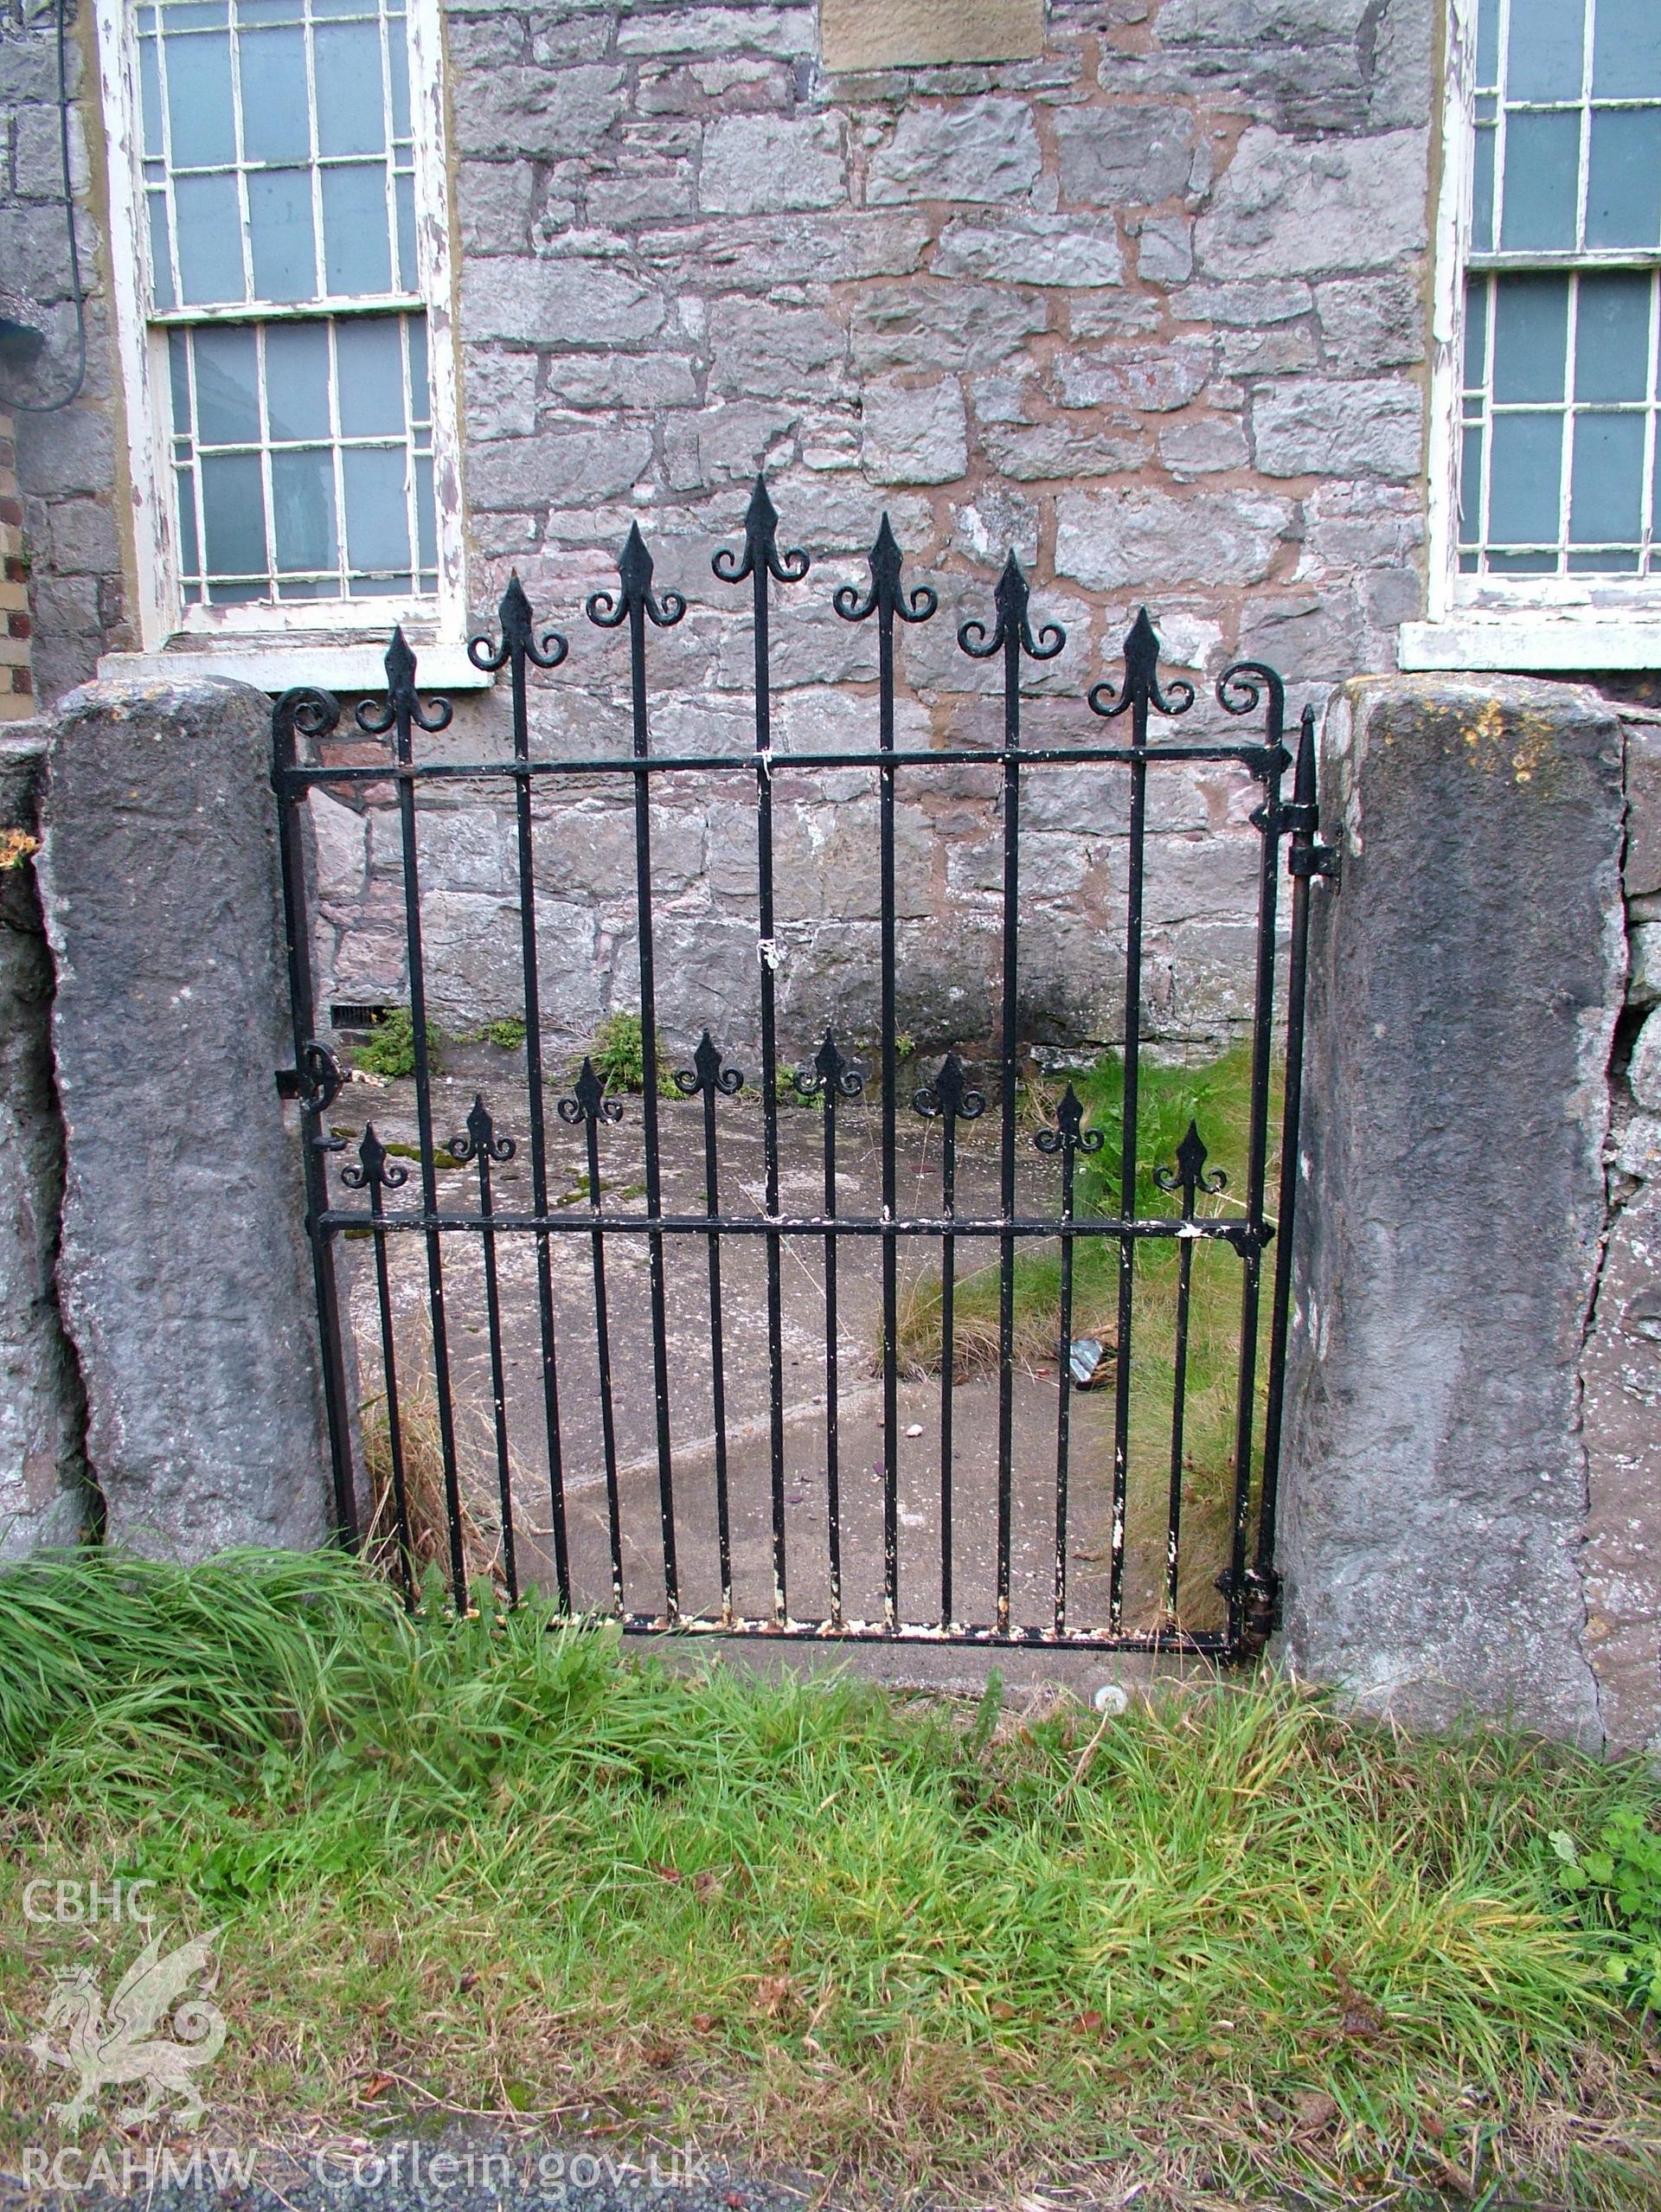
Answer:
[0,410,37,721]
[1,0,1440,1057]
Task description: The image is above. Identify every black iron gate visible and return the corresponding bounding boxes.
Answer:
[273,478,1332,1658]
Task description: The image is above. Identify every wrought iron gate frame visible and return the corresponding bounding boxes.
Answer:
[273,476,1334,1661]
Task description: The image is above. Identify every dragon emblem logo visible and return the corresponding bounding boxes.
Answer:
[28,1925,225,2133]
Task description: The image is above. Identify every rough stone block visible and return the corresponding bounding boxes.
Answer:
[866,99,1042,205]
[461,259,666,345]
[1314,273,1427,371]
[979,419,1147,481]
[467,422,656,510]
[1280,675,1624,1746]
[1055,341,1209,412]
[862,378,969,484]
[1054,103,1199,208]
[1630,921,1661,1006]
[933,214,1123,286]
[457,161,536,254]
[616,7,817,57]
[0,732,85,1560]
[708,298,847,399]
[1158,414,1251,477]
[700,112,846,212]
[1625,721,1661,899]
[1194,127,1429,278]
[37,681,332,1557]
[1252,378,1422,480]
[1136,215,1195,285]
[851,281,1049,373]
[1055,485,1293,588]
[821,0,1043,71]
[452,65,627,161]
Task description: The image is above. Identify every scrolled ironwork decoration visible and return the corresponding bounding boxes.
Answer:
[556,1056,626,1127]
[586,521,686,631]
[958,552,1065,664]
[293,1040,345,1116]
[914,1048,985,1123]
[1154,1119,1228,1219]
[356,627,454,743]
[1034,1084,1105,1158]
[447,1092,516,1166]
[341,1124,408,1191]
[833,513,937,627]
[794,1029,864,1103]
[271,683,342,758]
[1087,606,1196,723]
[675,1029,743,1100]
[467,572,568,676]
[1214,657,1286,728]
[713,474,810,589]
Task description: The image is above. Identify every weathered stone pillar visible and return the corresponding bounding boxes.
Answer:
[0,728,87,1555]
[36,679,329,1557]
[1280,675,1624,1747]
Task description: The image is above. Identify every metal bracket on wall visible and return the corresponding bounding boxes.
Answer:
[275,1041,345,1113]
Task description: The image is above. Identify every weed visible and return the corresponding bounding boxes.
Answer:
[582,1011,672,1094]
[348,1006,443,1081]
[482,1014,527,1050]
[1552,1809,1661,2009]
[0,1553,1658,2209]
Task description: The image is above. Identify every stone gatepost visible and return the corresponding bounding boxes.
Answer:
[34,678,330,1557]
[1280,675,1625,1748]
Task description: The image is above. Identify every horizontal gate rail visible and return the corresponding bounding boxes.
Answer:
[273,473,1332,1660]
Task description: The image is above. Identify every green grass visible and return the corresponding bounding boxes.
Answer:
[347,1006,444,1081]
[2,1550,1659,2207]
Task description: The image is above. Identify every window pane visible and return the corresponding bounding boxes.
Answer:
[1574,272,1652,402]
[1472,124,1497,253]
[266,322,332,440]
[200,451,268,579]
[1593,0,1661,98]
[239,26,310,163]
[1506,0,1587,101]
[139,31,165,157]
[192,324,260,445]
[415,450,436,573]
[147,191,176,309]
[321,164,392,294]
[1476,0,1501,87]
[407,311,428,418]
[394,170,417,290]
[1487,411,1565,547]
[1569,410,1645,548]
[1464,278,1491,390]
[343,446,410,576]
[1500,110,1582,251]
[164,29,237,167]
[1492,274,1570,402]
[1459,423,1485,546]
[248,167,316,300]
[388,20,411,138]
[1585,108,1661,250]
[314,22,385,157]
[173,171,245,304]
[272,447,338,574]
[168,328,191,426]
[337,317,405,434]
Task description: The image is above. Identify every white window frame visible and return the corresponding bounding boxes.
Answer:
[93,0,484,689]
[1402,0,1661,671]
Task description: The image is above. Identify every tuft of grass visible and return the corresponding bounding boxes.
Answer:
[582,1011,672,1094]
[348,1005,443,1081]
[1,1550,1659,2208]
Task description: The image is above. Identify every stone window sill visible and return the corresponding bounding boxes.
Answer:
[1400,612,1661,673]
[95,641,495,696]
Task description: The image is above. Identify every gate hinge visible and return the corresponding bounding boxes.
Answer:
[276,1041,345,1114]
[1215,1562,1282,1658]
[1287,839,1338,882]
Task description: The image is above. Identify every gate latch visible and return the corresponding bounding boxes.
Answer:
[276,1041,345,1114]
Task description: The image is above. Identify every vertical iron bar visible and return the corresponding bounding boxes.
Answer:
[1257,705,1326,1588]
[1053,1138,1078,1633]
[877,591,901,1632]
[381,637,467,1611]
[270,690,358,1546]
[823,1059,843,1625]
[676,1034,737,1625]
[1108,704,1146,1636]
[625,593,679,1620]
[367,1166,414,1602]
[754,574,789,1625]
[454,1099,519,1608]
[1224,689,1286,1647]
[994,612,1022,1635]
[583,1087,625,1613]
[938,1107,959,1626]
[471,584,574,1612]
[1166,1234,1196,1623]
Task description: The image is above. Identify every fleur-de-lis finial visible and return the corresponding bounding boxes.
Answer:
[675,1029,744,1098]
[1087,606,1197,724]
[794,1028,865,1102]
[914,1048,986,1123]
[713,474,811,587]
[833,513,938,627]
[1034,1084,1106,1158]
[447,1093,515,1165]
[468,571,568,675]
[355,625,454,747]
[958,551,1066,664]
[1154,1119,1228,1217]
[556,1056,625,1126]
[586,521,686,631]
[341,1123,409,1191]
